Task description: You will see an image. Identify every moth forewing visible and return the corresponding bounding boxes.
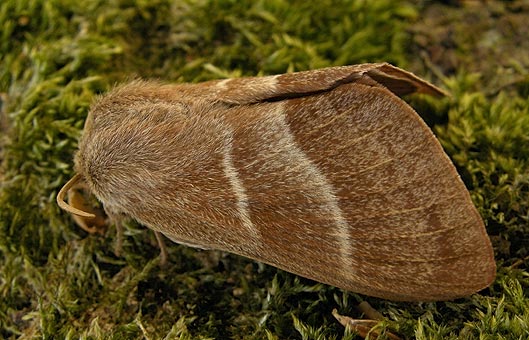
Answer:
[198,62,446,105]
[60,63,495,301]
[219,81,494,301]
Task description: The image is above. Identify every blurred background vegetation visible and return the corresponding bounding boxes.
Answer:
[1,0,528,339]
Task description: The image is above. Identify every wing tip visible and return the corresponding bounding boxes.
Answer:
[366,63,448,98]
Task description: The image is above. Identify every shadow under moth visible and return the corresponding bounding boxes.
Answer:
[57,63,495,301]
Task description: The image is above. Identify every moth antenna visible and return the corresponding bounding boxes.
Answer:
[56,174,96,218]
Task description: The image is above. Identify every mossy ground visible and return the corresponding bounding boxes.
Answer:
[1,0,528,339]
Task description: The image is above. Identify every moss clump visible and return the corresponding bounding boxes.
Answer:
[1,0,528,339]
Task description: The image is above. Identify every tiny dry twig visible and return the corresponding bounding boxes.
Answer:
[332,308,401,340]
[510,255,529,269]
[357,301,385,321]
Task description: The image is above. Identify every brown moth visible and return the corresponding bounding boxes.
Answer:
[57,63,495,301]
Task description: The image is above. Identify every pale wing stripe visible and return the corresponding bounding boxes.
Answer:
[222,131,262,243]
[272,103,354,274]
[215,76,279,94]
[246,121,391,171]
[215,78,232,90]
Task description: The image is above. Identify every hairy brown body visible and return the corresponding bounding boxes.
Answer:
[61,63,495,301]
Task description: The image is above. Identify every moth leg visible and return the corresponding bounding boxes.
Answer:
[154,231,168,267]
[103,208,126,258]
[102,207,167,265]
[114,220,123,257]
[332,307,401,340]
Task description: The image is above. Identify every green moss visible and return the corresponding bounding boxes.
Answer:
[435,73,529,263]
[1,0,528,339]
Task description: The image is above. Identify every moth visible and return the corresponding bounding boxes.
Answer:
[57,63,496,301]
